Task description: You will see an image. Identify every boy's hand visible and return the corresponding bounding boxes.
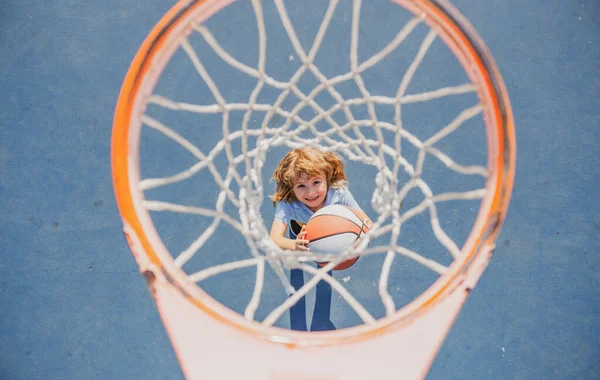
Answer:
[295,226,310,251]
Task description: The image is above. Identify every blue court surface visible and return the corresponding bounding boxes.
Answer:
[1,1,598,379]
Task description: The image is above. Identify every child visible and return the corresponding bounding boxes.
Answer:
[269,147,364,251]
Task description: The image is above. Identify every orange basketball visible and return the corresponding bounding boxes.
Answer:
[305,205,372,270]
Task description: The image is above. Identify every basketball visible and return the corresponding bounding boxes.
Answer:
[305,205,372,270]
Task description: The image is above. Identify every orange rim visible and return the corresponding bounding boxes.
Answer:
[112,0,515,346]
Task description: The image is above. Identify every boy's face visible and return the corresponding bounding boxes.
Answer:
[293,172,327,212]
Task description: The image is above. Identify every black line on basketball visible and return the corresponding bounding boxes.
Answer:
[309,231,360,244]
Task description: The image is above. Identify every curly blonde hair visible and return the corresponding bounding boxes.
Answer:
[271,147,347,205]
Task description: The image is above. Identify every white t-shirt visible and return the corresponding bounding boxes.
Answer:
[273,185,362,226]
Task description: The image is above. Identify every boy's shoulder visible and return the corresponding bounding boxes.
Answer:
[327,184,351,203]
[332,182,350,195]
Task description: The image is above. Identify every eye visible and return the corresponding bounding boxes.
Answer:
[296,184,305,189]
[313,180,321,185]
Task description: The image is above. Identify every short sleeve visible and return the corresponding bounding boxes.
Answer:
[274,201,294,226]
[338,187,362,212]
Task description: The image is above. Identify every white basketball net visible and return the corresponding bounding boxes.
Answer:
[138,0,488,327]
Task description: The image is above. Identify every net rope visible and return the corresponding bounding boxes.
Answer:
[139,0,487,325]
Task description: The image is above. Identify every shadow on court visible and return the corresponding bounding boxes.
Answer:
[289,269,336,332]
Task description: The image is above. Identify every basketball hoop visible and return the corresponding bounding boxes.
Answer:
[112,0,515,378]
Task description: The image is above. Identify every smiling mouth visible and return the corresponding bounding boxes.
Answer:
[306,196,319,202]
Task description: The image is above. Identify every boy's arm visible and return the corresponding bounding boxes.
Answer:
[269,220,309,251]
